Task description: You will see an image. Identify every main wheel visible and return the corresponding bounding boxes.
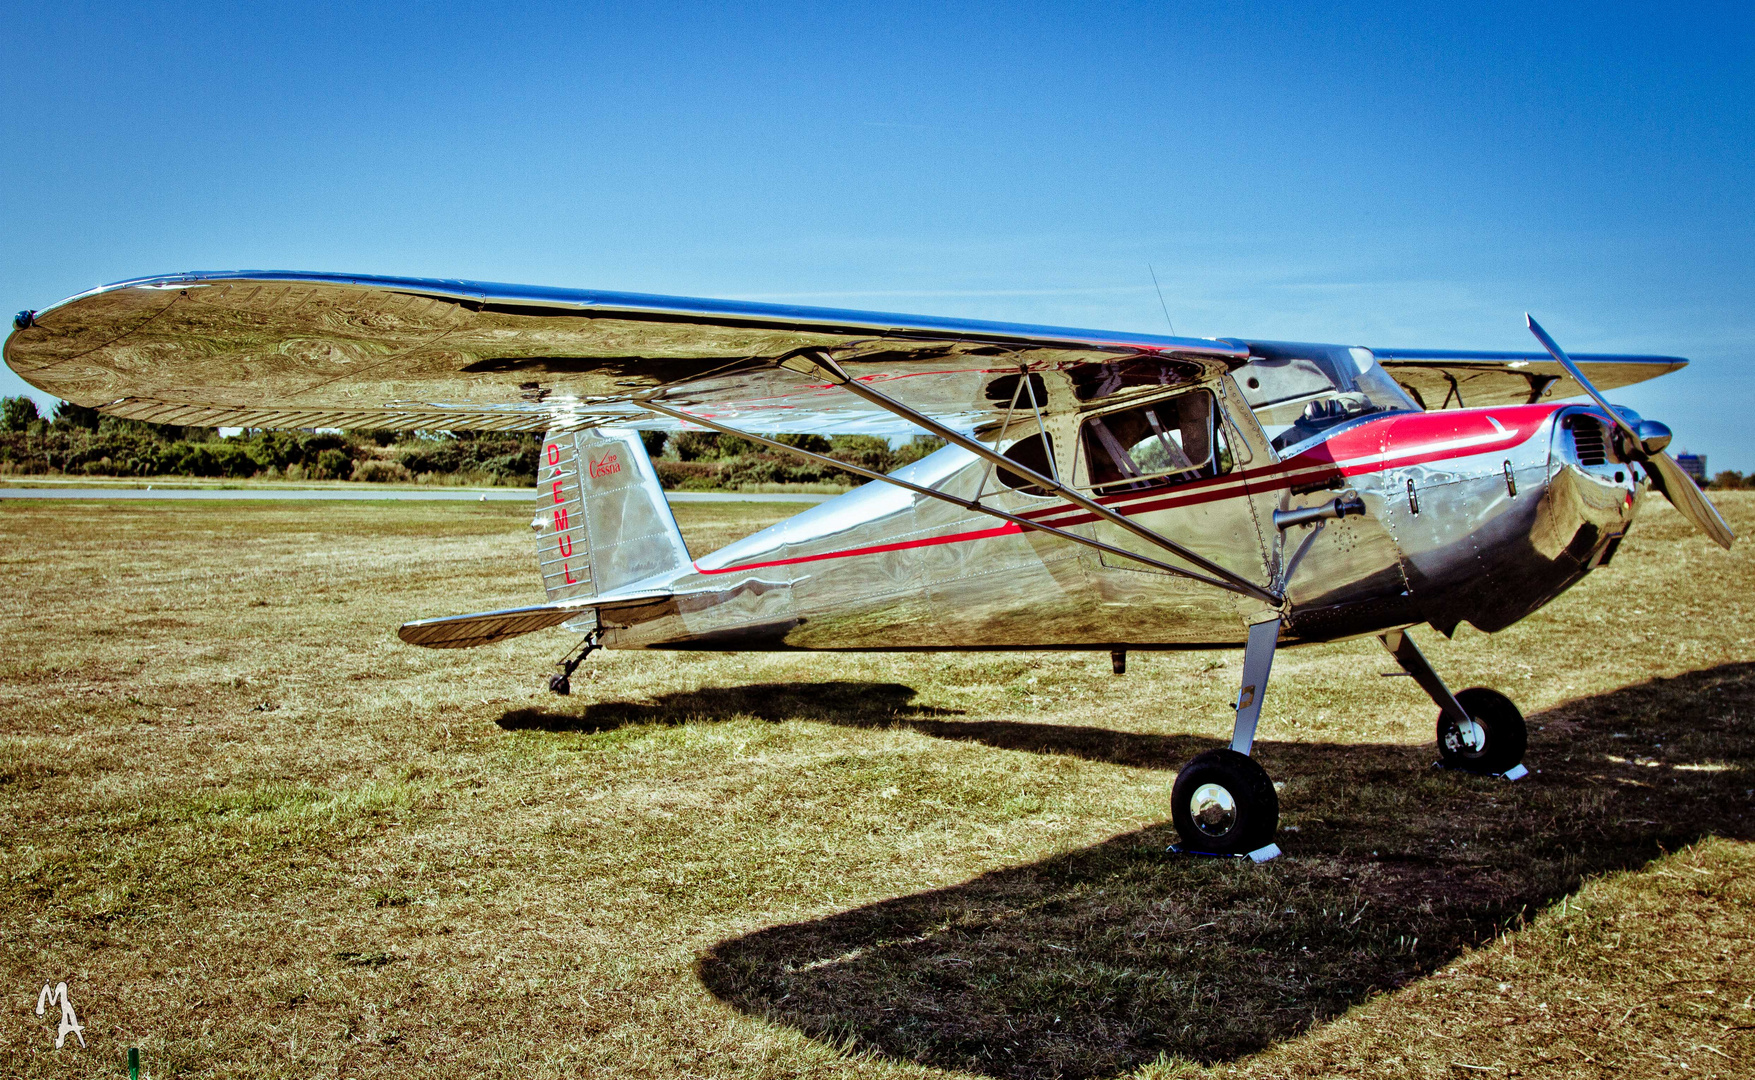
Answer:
[1437,687,1526,775]
[1171,748,1279,854]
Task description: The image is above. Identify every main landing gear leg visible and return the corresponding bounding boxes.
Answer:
[1171,617,1282,859]
[1378,628,1528,777]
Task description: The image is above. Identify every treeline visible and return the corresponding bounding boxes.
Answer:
[0,397,537,483]
[652,432,943,490]
[0,395,943,489]
[1709,471,1755,490]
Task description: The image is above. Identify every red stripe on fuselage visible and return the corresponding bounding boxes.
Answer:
[1022,404,1558,530]
[691,405,1563,577]
[693,523,1021,575]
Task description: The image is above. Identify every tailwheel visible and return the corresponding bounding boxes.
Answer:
[1437,687,1527,775]
[548,630,603,697]
[1171,748,1279,854]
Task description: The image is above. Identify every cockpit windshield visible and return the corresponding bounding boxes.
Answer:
[1233,342,1421,454]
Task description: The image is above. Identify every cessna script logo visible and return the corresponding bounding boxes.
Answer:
[589,452,621,479]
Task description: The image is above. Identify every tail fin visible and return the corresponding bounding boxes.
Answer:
[536,427,690,601]
[398,427,688,650]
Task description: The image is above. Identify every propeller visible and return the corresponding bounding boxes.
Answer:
[1527,315,1734,550]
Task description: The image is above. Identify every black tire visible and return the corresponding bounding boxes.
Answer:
[1171,748,1279,854]
[1437,687,1526,774]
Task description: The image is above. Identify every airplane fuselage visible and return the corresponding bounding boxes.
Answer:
[564,395,1639,652]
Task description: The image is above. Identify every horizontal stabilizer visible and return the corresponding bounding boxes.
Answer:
[398,602,592,649]
[398,586,679,649]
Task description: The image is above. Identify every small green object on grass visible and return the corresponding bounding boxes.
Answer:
[128,1047,139,1080]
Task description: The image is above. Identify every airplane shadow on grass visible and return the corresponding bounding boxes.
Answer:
[501,665,1755,1080]
[498,681,1207,766]
[498,680,965,734]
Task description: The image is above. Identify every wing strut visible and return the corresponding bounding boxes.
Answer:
[636,352,1283,606]
[773,350,1284,606]
[634,395,1249,594]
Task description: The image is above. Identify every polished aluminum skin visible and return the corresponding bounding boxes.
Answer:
[2,271,1712,657]
[13,270,1732,862]
[535,427,690,603]
[557,381,1642,654]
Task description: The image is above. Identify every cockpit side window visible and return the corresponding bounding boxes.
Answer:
[1235,355,1342,409]
[1080,390,1231,496]
[1235,345,1420,455]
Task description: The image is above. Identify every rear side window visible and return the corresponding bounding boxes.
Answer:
[1081,391,1230,496]
[996,432,1056,496]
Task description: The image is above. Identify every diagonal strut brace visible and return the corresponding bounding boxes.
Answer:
[772,350,1283,606]
[1378,628,1471,729]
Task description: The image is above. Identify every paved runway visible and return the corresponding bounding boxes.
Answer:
[0,487,835,503]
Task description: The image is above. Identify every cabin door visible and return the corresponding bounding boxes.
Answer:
[1075,379,1279,644]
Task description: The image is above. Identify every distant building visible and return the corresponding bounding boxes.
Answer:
[1675,452,1707,484]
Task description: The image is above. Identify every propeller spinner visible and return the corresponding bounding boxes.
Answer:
[1526,315,1734,550]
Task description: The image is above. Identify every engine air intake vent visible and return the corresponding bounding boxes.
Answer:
[1570,416,1609,467]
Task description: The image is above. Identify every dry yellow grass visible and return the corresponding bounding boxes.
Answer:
[1,494,1751,1078]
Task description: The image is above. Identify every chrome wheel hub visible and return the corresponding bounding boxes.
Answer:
[1189,782,1238,837]
[1444,717,1487,755]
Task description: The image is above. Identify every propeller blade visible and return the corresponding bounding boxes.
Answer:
[1646,450,1736,550]
[1525,314,1644,446]
[1528,314,1734,550]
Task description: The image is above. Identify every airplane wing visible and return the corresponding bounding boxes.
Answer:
[4,271,1246,436]
[6,271,1687,431]
[1372,348,1687,410]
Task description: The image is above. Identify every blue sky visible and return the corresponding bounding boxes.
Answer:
[3,2,1750,467]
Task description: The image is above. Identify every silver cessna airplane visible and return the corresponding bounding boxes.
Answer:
[6,271,1734,858]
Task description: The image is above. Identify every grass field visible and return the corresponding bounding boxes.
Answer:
[2,494,1751,1079]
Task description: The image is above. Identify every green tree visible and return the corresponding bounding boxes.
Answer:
[2,396,39,432]
[313,448,352,480]
[827,434,894,473]
[714,435,762,458]
[672,432,721,461]
[892,435,947,468]
[773,433,831,454]
[51,401,103,430]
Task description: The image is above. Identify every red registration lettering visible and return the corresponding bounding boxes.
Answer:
[552,479,565,504]
[558,534,573,558]
[553,506,569,531]
[546,442,560,465]
[564,564,578,584]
